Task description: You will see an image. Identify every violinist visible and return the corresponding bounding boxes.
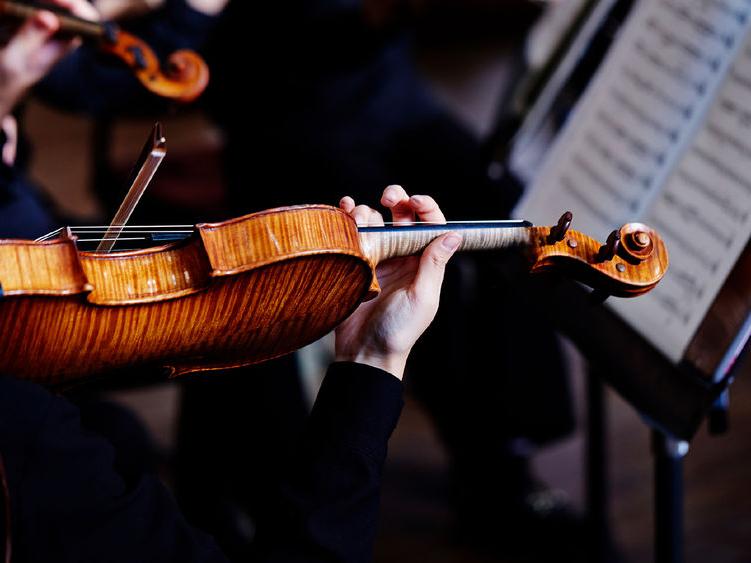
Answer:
[0,187,462,563]
[0,0,99,238]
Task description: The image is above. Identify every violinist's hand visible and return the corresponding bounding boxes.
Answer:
[93,0,228,19]
[335,185,462,380]
[0,0,99,119]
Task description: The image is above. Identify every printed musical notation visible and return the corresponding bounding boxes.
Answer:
[515,0,751,362]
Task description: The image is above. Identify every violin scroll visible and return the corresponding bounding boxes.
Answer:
[529,214,668,297]
[100,30,209,103]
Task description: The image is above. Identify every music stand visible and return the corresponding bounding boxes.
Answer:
[541,236,751,562]
[487,0,751,559]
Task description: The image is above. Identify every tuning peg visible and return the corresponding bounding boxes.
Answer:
[599,229,620,261]
[548,211,573,243]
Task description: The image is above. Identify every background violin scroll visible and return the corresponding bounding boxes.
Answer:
[98,30,209,103]
[0,0,209,102]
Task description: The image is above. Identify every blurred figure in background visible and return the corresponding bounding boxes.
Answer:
[176,1,579,559]
[0,0,225,238]
[0,0,99,238]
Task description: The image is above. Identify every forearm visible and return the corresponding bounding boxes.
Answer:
[254,362,404,563]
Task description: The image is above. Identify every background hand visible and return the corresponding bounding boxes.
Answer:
[0,0,98,119]
[93,0,228,20]
[334,185,461,380]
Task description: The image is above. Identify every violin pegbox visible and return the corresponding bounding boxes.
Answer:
[529,213,669,298]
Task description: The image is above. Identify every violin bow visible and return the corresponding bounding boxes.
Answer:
[96,122,166,253]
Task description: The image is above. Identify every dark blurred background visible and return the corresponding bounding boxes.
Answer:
[20,2,751,561]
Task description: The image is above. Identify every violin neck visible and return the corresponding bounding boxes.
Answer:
[358,222,533,264]
[0,0,112,40]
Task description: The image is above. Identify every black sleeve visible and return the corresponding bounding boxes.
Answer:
[0,130,58,238]
[36,0,220,116]
[0,361,402,563]
[253,362,404,563]
[0,376,227,563]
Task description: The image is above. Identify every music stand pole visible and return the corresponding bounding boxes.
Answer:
[652,432,688,563]
[586,369,610,563]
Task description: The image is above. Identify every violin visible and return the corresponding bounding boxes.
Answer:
[0,0,209,102]
[0,207,668,385]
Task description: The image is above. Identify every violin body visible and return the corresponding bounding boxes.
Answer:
[0,205,668,385]
[1,206,373,384]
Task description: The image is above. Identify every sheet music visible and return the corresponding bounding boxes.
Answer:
[515,0,751,362]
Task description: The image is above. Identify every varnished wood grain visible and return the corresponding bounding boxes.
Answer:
[0,255,370,384]
[0,206,373,384]
[0,236,91,296]
[199,205,364,274]
[81,237,211,305]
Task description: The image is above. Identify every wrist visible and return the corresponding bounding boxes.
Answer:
[334,351,407,381]
[0,89,23,120]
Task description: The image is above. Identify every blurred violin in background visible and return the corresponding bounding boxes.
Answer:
[0,0,209,101]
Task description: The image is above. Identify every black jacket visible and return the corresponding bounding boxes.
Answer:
[0,362,403,562]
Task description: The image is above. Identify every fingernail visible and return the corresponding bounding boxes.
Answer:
[442,233,462,251]
[410,195,424,204]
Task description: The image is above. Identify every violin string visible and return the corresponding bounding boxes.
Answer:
[379,220,524,224]
[35,227,63,242]
[74,222,525,233]
[69,230,194,234]
[66,220,523,229]
[68,224,194,229]
[356,220,528,227]
[77,237,151,242]
[38,219,530,243]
